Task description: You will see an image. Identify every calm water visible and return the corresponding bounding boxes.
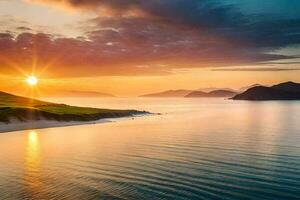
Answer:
[0,98,300,200]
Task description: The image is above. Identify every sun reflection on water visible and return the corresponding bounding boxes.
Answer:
[24,131,43,198]
[28,131,38,146]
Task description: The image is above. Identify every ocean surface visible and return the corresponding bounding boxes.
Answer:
[0,98,300,200]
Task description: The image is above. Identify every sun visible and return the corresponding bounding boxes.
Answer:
[26,76,38,86]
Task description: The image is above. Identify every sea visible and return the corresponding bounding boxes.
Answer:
[0,98,299,199]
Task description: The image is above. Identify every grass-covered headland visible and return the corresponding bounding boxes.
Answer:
[0,91,148,123]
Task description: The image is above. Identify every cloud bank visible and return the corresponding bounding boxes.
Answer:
[0,0,299,76]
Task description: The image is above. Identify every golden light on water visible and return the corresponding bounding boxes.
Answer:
[28,131,38,144]
[26,76,38,86]
[25,131,43,194]
[26,131,40,170]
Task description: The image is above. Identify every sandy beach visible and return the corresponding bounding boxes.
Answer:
[0,119,111,133]
[0,113,151,133]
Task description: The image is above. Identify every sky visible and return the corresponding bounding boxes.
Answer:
[0,0,300,96]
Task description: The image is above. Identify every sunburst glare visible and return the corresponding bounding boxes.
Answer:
[26,76,38,86]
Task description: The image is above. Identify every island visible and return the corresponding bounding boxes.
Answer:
[0,91,148,132]
[140,89,237,98]
[232,81,300,100]
[140,90,193,98]
[185,90,237,98]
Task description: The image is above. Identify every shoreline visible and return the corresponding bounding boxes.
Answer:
[0,114,150,134]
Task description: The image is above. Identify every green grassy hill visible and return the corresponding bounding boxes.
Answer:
[0,92,147,123]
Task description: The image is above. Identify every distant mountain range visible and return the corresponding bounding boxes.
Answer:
[197,87,236,93]
[186,90,237,98]
[140,90,193,97]
[139,82,300,100]
[140,89,237,98]
[232,81,300,100]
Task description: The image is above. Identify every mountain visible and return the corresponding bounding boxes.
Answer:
[184,91,208,97]
[185,90,237,98]
[0,91,146,123]
[140,90,193,97]
[239,84,264,92]
[207,90,238,97]
[232,81,300,100]
[197,87,236,93]
[271,81,300,93]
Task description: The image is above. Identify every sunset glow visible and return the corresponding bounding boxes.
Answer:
[0,1,300,199]
[0,0,298,96]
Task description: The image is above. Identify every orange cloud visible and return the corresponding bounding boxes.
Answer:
[0,0,298,78]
